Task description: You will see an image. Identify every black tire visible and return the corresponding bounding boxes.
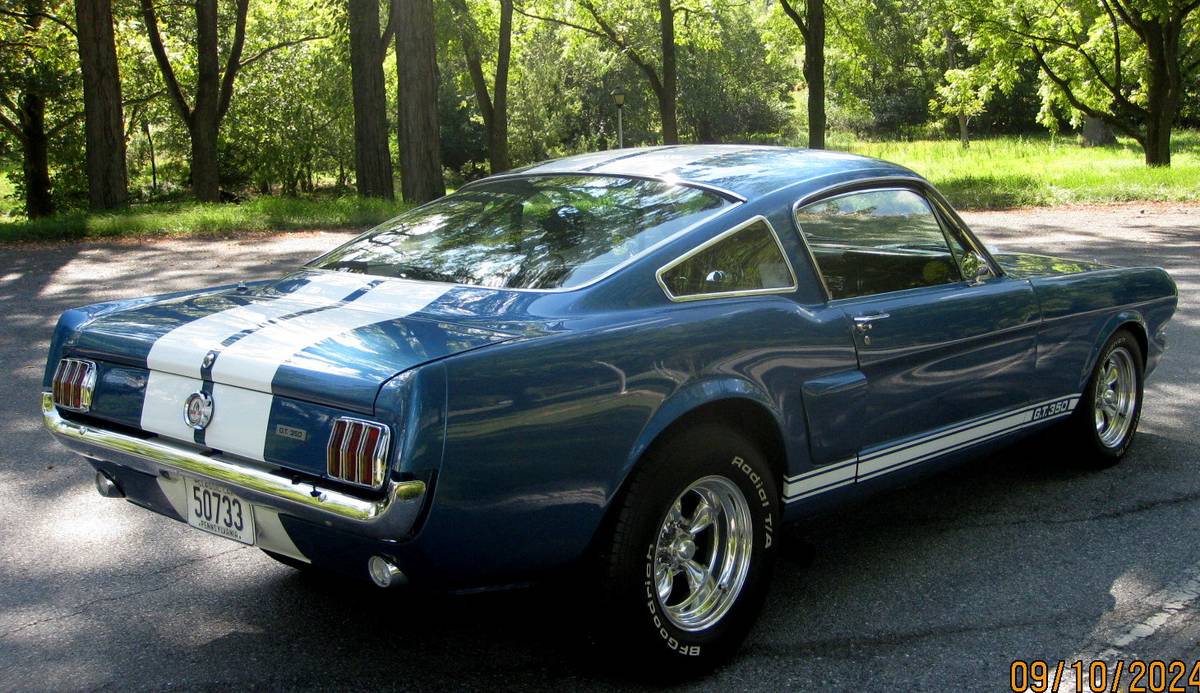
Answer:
[600,423,779,678]
[261,549,313,572]
[1064,329,1144,467]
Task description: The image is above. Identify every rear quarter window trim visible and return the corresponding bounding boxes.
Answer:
[655,214,800,303]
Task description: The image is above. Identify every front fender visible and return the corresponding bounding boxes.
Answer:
[1078,310,1148,392]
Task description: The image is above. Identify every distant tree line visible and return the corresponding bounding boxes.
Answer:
[0,0,1197,218]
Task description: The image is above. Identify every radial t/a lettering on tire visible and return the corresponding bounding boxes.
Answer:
[601,422,779,676]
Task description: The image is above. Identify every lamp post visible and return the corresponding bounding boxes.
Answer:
[611,88,625,149]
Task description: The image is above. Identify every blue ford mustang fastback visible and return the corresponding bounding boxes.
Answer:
[42,146,1177,672]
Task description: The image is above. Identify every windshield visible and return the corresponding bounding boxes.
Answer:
[308,175,733,289]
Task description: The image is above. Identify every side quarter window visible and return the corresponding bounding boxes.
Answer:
[795,189,963,300]
[659,217,796,300]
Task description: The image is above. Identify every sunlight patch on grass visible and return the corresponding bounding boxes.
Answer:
[838,132,1200,209]
[0,169,15,219]
[0,196,408,243]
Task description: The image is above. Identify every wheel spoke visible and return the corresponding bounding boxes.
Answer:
[655,563,675,602]
[686,495,715,535]
[680,559,719,611]
[670,498,685,525]
[1104,365,1119,388]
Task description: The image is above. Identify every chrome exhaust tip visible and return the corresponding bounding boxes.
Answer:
[94,471,124,498]
[368,555,406,588]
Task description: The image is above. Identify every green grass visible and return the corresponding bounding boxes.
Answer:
[0,168,15,219]
[0,195,409,243]
[837,131,1200,209]
[3,131,1199,242]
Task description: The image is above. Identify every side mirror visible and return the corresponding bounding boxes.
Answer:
[963,252,995,285]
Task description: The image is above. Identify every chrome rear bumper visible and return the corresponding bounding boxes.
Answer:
[42,392,426,540]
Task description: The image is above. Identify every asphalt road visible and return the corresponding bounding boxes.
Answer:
[1,204,1196,691]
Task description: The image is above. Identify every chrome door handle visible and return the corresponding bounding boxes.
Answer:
[852,313,890,332]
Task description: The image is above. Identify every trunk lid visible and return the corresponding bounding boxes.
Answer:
[70,271,519,413]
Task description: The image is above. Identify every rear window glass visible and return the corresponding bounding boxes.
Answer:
[308,175,732,289]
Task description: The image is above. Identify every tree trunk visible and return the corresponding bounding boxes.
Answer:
[394,0,445,203]
[188,0,222,201]
[945,30,968,150]
[20,91,54,218]
[1080,115,1117,146]
[188,118,221,201]
[1141,25,1179,167]
[657,0,678,144]
[449,0,511,173]
[349,0,395,198]
[75,0,129,210]
[1144,114,1172,166]
[143,121,158,194]
[140,0,249,201]
[804,0,824,149]
[489,0,512,172]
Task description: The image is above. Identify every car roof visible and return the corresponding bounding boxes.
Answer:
[498,145,921,201]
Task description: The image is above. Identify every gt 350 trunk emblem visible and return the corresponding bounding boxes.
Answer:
[184,392,215,430]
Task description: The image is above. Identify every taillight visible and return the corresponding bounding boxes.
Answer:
[326,418,391,488]
[52,358,97,412]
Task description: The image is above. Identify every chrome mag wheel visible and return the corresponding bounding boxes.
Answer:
[1094,346,1138,448]
[652,475,754,632]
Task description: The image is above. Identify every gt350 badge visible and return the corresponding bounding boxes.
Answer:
[274,424,308,442]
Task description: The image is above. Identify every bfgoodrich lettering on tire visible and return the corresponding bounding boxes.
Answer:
[600,422,779,677]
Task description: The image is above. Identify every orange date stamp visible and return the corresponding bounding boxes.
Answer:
[1010,659,1200,692]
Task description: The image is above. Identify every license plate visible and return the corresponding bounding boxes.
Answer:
[185,478,255,545]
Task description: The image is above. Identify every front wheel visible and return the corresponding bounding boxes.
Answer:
[1065,329,1144,467]
[600,423,779,677]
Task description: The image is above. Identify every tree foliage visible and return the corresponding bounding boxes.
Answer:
[1,0,1198,220]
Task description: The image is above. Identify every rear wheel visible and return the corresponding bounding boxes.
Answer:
[1065,329,1144,467]
[600,423,779,677]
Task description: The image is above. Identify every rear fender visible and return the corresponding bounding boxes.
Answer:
[621,376,801,489]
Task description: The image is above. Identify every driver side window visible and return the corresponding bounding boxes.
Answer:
[795,189,963,300]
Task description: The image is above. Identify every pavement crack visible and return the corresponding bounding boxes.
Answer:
[0,545,250,641]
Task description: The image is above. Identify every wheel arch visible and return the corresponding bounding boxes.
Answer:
[1083,312,1149,388]
[621,379,792,503]
[580,380,793,566]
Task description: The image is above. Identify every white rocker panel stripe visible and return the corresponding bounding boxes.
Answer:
[784,395,1081,503]
[783,457,856,500]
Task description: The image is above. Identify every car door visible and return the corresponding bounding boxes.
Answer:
[793,186,1041,482]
